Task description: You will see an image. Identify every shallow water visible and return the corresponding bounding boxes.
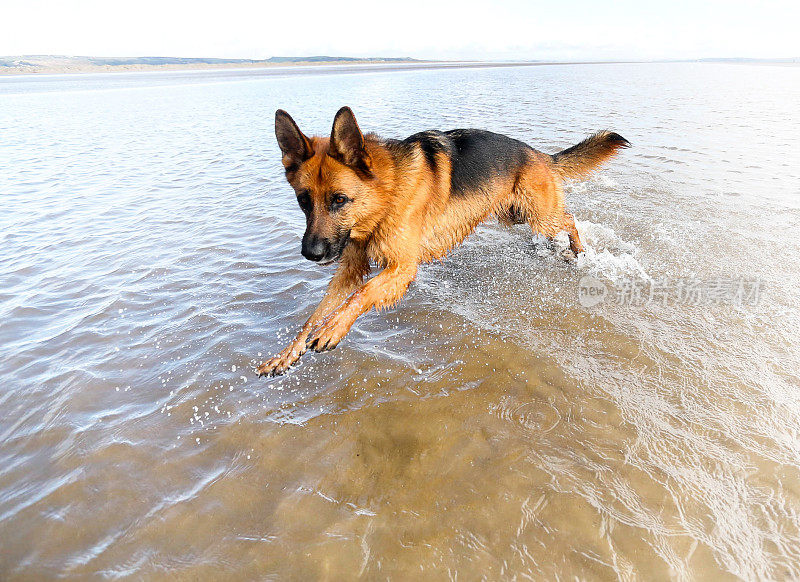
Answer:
[1,62,800,580]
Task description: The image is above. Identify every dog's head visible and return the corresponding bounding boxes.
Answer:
[275,106,386,265]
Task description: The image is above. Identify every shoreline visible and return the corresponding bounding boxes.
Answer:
[0,58,427,76]
[2,58,794,78]
[0,59,646,77]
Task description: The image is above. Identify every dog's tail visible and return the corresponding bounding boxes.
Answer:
[552,131,630,180]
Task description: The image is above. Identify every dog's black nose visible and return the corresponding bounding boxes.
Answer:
[301,236,327,262]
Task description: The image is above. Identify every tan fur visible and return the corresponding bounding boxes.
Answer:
[258,109,628,375]
[552,130,631,180]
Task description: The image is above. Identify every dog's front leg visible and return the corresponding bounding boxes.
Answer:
[307,262,418,352]
[257,243,369,376]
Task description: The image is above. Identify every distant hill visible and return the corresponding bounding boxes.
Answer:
[0,55,420,75]
[265,56,413,63]
[3,55,796,76]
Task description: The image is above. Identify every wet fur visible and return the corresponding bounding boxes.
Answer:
[257,107,630,376]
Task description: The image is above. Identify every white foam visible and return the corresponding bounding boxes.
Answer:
[596,175,616,188]
[575,220,650,281]
[565,174,616,195]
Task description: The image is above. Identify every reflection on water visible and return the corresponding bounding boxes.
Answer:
[1,62,800,579]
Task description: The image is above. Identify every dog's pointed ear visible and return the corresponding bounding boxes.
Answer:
[275,109,313,170]
[329,106,371,174]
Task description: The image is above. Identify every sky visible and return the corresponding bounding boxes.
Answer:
[2,0,798,61]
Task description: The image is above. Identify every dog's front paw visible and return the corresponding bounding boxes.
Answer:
[307,313,352,353]
[561,248,579,262]
[256,343,305,377]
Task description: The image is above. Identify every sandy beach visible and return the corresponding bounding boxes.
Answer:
[0,56,640,76]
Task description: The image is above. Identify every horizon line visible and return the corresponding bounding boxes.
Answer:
[2,54,799,62]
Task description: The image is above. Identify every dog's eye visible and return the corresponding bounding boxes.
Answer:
[331,193,349,208]
[297,191,311,212]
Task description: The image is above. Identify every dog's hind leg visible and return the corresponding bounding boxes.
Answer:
[517,160,587,258]
[516,184,563,246]
[562,212,584,255]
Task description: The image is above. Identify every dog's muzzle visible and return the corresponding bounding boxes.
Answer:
[301,232,350,264]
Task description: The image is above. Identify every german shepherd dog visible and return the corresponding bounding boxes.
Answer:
[257,107,629,376]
